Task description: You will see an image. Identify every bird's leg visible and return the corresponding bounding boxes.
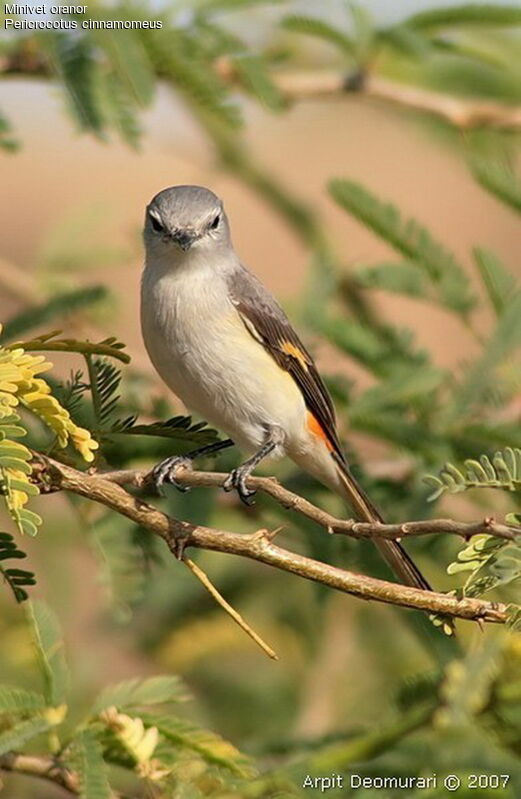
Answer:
[223,427,283,506]
[153,438,234,494]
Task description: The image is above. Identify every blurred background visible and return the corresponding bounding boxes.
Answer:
[1,1,521,797]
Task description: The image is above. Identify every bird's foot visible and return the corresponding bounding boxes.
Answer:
[152,455,193,495]
[223,465,256,506]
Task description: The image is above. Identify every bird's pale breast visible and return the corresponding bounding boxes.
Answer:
[141,262,307,454]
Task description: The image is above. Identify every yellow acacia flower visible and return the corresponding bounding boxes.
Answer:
[0,325,100,534]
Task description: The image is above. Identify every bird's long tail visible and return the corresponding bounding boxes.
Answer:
[334,457,431,591]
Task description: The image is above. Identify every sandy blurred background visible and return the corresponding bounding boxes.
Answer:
[2,77,521,382]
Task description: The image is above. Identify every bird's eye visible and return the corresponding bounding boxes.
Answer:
[210,214,220,230]
[149,213,164,234]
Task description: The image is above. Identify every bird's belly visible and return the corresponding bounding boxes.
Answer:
[141,281,306,453]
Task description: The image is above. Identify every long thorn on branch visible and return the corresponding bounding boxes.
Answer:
[183,555,278,660]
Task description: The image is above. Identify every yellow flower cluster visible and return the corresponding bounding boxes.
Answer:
[100,707,166,780]
[0,327,99,534]
[1,338,98,462]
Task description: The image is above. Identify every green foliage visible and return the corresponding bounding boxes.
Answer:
[353,261,431,300]
[448,533,521,598]
[424,447,521,500]
[111,413,220,445]
[282,15,356,58]
[231,54,285,111]
[0,686,45,714]
[329,179,476,314]
[450,294,521,417]
[92,675,188,714]
[0,717,53,756]
[0,110,19,152]
[0,600,261,795]
[27,601,70,707]
[73,729,111,799]
[0,533,35,603]
[86,357,122,429]
[404,4,521,31]
[471,154,521,214]
[473,247,518,317]
[140,712,255,778]
[1,286,109,342]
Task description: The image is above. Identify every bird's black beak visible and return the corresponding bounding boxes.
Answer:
[171,229,196,251]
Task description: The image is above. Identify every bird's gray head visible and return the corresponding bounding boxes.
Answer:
[143,185,231,262]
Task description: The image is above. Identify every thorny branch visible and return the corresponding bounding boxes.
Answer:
[32,455,513,625]
[99,465,518,543]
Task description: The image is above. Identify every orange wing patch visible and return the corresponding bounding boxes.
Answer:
[306,411,334,452]
[281,341,309,371]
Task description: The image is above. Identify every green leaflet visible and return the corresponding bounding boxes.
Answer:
[0,532,36,602]
[354,261,431,300]
[86,357,121,428]
[473,247,518,317]
[0,110,19,152]
[46,33,107,136]
[89,514,148,620]
[282,15,355,57]
[110,414,220,445]
[231,54,285,111]
[27,600,70,707]
[0,686,46,715]
[1,287,109,342]
[144,26,241,129]
[93,28,155,107]
[404,4,521,31]
[471,154,521,213]
[92,675,189,714]
[450,294,521,418]
[447,533,521,598]
[0,716,52,756]
[141,713,255,778]
[424,447,521,500]
[438,636,504,727]
[73,729,111,799]
[351,364,446,413]
[329,178,476,314]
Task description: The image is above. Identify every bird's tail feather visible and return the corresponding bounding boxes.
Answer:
[334,458,431,592]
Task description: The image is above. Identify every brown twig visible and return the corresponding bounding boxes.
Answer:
[99,465,518,543]
[0,752,80,795]
[269,70,521,130]
[32,456,511,624]
[183,555,278,660]
[0,751,126,797]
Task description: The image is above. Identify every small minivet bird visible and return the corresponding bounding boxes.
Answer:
[141,185,429,590]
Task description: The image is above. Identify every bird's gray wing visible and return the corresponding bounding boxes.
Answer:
[227,266,345,461]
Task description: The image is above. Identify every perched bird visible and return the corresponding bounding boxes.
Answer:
[141,185,430,590]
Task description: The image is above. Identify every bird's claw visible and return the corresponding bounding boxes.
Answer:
[223,467,256,506]
[152,456,192,495]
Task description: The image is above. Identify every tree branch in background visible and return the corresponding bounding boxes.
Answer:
[32,456,510,624]
[215,60,521,130]
[3,46,521,131]
[277,71,521,130]
[0,753,80,796]
[0,752,126,798]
